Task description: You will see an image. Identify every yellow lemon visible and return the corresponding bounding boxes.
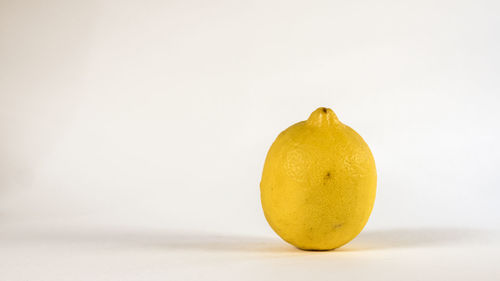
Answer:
[260,107,377,250]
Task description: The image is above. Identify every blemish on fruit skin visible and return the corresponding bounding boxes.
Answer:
[323,172,331,184]
[332,223,343,229]
[322,108,328,113]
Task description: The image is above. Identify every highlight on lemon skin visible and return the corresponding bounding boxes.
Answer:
[260,107,377,250]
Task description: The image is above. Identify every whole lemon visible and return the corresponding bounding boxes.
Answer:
[260,107,377,250]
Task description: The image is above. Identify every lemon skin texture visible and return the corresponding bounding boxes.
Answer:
[260,107,377,250]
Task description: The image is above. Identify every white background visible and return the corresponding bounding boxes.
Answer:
[1,0,499,280]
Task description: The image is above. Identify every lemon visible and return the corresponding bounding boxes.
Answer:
[260,107,377,250]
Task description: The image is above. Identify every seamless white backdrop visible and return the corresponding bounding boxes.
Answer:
[1,0,499,280]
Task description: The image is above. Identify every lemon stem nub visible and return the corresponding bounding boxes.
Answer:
[306,107,340,127]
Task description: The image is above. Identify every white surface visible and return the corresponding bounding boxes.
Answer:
[1,0,500,280]
[1,220,499,280]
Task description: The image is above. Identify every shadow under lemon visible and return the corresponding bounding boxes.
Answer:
[348,227,488,250]
[0,227,488,253]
